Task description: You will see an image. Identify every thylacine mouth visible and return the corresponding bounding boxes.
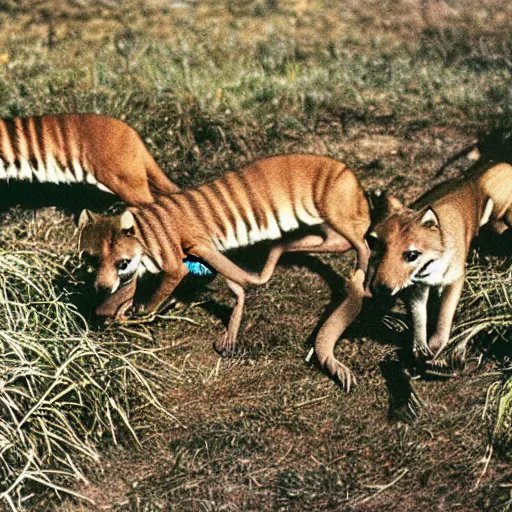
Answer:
[414,259,436,280]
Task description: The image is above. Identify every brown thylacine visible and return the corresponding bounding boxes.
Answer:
[78,154,372,389]
[0,113,179,204]
[368,160,512,365]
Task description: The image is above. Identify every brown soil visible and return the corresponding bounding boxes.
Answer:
[51,126,512,512]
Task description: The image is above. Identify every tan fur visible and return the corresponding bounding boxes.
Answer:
[369,162,512,361]
[78,154,372,387]
[0,113,179,204]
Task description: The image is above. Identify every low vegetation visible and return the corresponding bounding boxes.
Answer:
[0,0,510,510]
[0,211,177,510]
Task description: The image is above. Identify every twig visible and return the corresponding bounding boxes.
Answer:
[290,394,330,410]
[472,444,493,491]
[118,326,154,341]
[354,468,408,505]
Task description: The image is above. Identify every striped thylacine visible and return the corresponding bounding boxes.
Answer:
[0,113,179,204]
[78,154,372,388]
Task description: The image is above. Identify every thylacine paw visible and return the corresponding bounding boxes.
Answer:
[111,311,157,325]
[424,356,458,378]
[412,343,433,361]
[449,343,468,370]
[214,332,238,357]
[323,355,356,392]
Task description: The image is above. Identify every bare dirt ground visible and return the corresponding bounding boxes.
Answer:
[51,125,511,512]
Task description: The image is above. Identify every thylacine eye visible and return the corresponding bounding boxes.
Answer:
[403,250,420,263]
[117,259,131,271]
[82,253,99,272]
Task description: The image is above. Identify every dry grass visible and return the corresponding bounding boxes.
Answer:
[449,256,512,454]
[0,216,176,510]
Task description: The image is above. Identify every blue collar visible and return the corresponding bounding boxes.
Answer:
[183,256,215,276]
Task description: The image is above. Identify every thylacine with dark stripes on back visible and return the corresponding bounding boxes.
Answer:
[78,154,372,390]
[0,113,179,205]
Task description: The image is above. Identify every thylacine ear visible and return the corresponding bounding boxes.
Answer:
[386,194,404,213]
[367,189,404,224]
[119,211,136,235]
[420,207,440,229]
[77,209,99,228]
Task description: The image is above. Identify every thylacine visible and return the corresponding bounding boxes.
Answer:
[0,113,179,204]
[78,154,372,388]
[368,160,512,364]
[435,127,512,178]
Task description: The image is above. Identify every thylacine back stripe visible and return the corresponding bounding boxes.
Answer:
[149,203,187,263]
[12,119,25,174]
[194,186,233,248]
[33,116,47,168]
[0,121,6,161]
[0,120,15,177]
[313,166,329,207]
[20,117,32,160]
[133,211,159,263]
[61,117,75,172]
[177,192,217,241]
[16,118,33,180]
[236,170,266,230]
[209,181,239,239]
[195,187,227,235]
[137,208,164,263]
[26,117,43,170]
[48,117,66,169]
[212,177,247,248]
[75,118,85,174]
[67,117,81,181]
[222,173,253,245]
[224,171,264,245]
[3,119,17,165]
[148,203,184,263]
[258,165,281,224]
[185,190,216,233]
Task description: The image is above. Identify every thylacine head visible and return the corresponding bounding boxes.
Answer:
[78,209,162,300]
[368,197,446,297]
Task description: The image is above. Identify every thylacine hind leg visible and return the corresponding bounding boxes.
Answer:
[214,234,325,354]
[215,278,245,355]
[310,186,371,386]
[143,152,180,196]
[324,218,370,273]
[101,169,155,205]
[213,229,354,355]
[256,229,353,284]
[310,223,370,385]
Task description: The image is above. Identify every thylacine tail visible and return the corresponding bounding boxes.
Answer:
[434,140,479,178]
[144,151,180,195]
